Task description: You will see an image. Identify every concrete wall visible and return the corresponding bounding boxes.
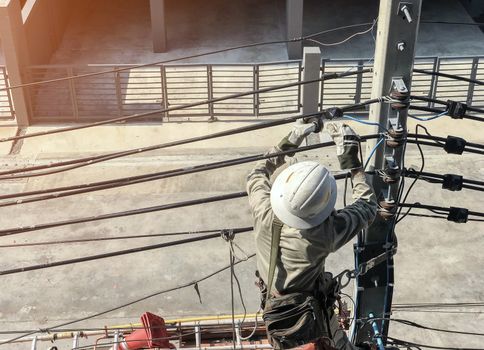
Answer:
[21,0,81,65]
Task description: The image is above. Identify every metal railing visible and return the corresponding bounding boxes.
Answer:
[26,61,302,122]
[0,66,15,120]
[1,56,482,123]
[320,56,484,113]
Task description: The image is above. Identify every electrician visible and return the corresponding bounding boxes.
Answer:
[247,121,377,350]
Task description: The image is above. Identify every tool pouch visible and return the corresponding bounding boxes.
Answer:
[263,292,326,349]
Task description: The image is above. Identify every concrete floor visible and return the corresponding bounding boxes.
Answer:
[0,118,482,349]
[47,0,484,65]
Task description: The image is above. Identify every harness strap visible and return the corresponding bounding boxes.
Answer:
[266,216,284,299]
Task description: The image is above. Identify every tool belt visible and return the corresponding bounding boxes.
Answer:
[258,217,342,349]
[257,272,340,350]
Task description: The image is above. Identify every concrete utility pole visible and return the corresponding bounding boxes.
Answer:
[353,0,422,346]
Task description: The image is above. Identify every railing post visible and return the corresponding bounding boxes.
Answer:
[319,60,326,111]
[429,57,440,107]
[253,65,259,117]
[67,67,79,120]
[354,59,364,104]
[301,47,321,116]
[114,67,124,117]
[301,47,321,145]
[161,65,169,121]
[467,57,479,106]
[207,65,214,120]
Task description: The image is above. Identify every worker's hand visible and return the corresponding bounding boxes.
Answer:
[326,122,362,170]
[278,122,317,156]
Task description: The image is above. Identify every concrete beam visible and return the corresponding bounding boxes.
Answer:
[0,0,31,126]
[286,0,303,59]
[150,0,167,53]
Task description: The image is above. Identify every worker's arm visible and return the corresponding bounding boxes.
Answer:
[325,122,377,251]
[330,167,377,251]
[246,122,318,225]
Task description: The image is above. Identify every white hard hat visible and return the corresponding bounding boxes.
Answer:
[270,161,337,229]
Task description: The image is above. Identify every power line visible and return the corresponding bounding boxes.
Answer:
[398,203,484,218]
[413,68,484,86]
[0,227,252,276]
[409,105,484,123]
[0,253,256,346]
[0,69,371,144]
[0,136,379,207]
[0,191,248,238]
[0,22,376,93]
[0,98,381,178]
[0,228,225,248]
[2,130,481,207]
[386,336,484,350]
[411,96,484,114]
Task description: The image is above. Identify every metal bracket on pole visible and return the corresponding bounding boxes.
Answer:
[353,0,422,346]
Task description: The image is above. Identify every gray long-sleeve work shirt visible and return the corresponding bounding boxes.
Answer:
[247,148,377,294]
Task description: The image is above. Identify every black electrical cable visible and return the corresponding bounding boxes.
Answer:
[3,130,482,207]
[406,138,484,155]
[404,170,484,192]
[0,228,225,248]
[0,192,248,237]
[393,302,484,309]
[396,125,426,223]
[0,227,253,276]
[0,253,255,346]
[0,97,379,178]
[403,212,484,222]
[409,105,484,123]
[398,203,484,218]
[421,20,484,26]
[0,69,372,144]
[413,69,484,86]
[411,96,484,114]
[0,136,378,207]
[386,336,484,350]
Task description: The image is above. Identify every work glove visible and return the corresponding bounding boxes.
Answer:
[277,122,317,156]
[325,122,362,170]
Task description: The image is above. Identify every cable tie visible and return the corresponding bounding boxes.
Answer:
[444,136,466,155]
[442,174,463,191]
[447,207,468,223]
[446,100,467,119]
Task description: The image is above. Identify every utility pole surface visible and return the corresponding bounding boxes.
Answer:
[353,0,422,345]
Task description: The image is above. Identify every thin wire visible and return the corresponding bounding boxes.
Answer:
[0,254,256,346]
[408,111,447,121]
[342,115,389,132]
[304,20,376,47]
[396,124,426,223]
[0,22,376,93]
[364,137,385,170]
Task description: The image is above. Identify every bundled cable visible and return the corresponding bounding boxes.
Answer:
[0,98,380,178]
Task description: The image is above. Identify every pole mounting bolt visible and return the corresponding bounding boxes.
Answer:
[396,42,406,52]
[398,2,413,23]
